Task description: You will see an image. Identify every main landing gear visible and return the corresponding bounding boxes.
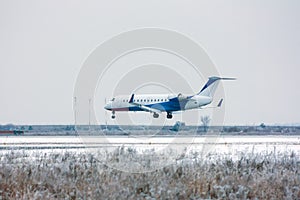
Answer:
[153,113,159,118]
[111,111,115,119]
[152,112,172,119]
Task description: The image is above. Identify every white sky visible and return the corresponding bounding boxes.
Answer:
[0,0,299,125]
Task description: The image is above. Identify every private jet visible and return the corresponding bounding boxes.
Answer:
[104,76,235,119]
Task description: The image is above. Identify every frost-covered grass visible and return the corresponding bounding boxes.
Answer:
[0,148,299,199]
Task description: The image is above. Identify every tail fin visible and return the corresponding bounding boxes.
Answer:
[198,77,236,97]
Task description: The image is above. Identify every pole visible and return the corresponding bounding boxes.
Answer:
[89,98,91,131]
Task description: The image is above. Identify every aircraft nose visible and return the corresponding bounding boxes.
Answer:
[104,103,112,110]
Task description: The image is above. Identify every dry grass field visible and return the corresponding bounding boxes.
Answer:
[0,147,299,199]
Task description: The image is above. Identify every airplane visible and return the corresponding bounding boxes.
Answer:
[104,76,235,119]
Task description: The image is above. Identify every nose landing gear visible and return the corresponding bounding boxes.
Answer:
[111,111,116,119]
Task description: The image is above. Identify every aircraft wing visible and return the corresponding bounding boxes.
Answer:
[201,98,223,109]
[168,93,195,102]
[128,94,162,113]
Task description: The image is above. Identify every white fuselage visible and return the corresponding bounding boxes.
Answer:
[104,94,212,112]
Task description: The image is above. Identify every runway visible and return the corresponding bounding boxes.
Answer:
[0,135,299,154]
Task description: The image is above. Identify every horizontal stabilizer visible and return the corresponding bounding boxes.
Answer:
[219,77,236,80]
[198,76,236,97]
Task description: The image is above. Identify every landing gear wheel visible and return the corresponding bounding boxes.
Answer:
[111,111,116,119]
[167,113,173,119]
[153,113,159,118]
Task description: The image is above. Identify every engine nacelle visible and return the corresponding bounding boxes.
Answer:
[184,95,212,110]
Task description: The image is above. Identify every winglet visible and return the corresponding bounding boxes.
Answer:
[129,94,135,103]
[217,98,223,107]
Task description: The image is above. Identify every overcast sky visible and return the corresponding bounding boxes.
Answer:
[0,0,299,125]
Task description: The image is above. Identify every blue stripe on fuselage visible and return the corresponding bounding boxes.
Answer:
[128,99,189,112]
